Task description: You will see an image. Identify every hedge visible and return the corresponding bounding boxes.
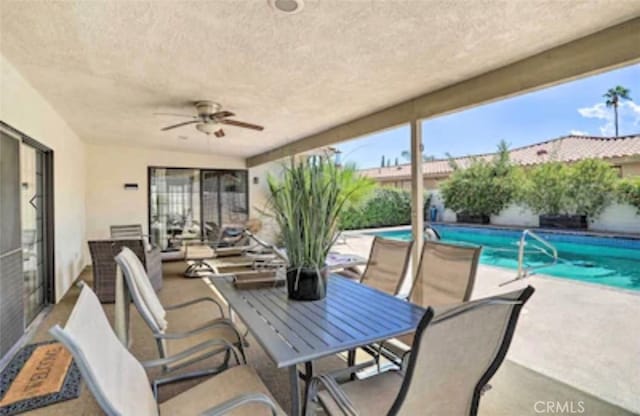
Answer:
[340,187,431,230]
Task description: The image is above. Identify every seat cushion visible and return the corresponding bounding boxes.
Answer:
[164,321,242,370]
[159,366,285,416]
[318,370,403,415]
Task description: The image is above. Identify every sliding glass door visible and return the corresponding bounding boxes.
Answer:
[149,167,248,251]
[0,125,53,362]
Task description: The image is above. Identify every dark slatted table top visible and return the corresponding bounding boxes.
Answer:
[210,274,426,367]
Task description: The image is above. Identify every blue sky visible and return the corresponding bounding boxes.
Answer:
[337,64,640,168]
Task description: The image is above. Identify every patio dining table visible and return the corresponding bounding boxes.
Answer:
[209,274,426,416]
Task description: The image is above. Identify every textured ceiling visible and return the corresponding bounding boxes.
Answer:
[1,1,639,158]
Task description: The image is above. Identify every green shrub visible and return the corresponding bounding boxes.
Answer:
[520,159,618,219]
[340,187,430,230]
[567,159,618,218]
[617,177,640,214]
[519,162,572,215]
[440,142,521,217]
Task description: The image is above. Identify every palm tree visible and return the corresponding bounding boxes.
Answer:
[604,86,632,137]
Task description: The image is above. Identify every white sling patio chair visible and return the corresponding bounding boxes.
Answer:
[50,284,285,416]
[114,247,246,377]
[305,286,534,416]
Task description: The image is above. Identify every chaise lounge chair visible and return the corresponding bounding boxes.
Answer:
[50,284,285,416]
[114,247,246,377]
[306,286,534,416]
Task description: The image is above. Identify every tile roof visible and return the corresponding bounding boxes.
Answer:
[360,134,640,180]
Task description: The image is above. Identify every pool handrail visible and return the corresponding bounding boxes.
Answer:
[500,229,558,286]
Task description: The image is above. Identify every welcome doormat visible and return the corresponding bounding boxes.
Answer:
[0,341,81,415]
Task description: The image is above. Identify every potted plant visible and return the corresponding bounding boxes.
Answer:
[440,141,520,225]
[266,157,367,300]
[520,159,617,229]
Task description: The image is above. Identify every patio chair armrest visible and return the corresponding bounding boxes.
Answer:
[199,393,280,416]
[164,296,225,317]
[156,319,243,344]
[306,375,359,416]
[142,338,241,369]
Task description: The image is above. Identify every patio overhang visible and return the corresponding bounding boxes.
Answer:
[247,16,640,167]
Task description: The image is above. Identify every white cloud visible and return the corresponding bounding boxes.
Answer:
[569,130,588,136]
[577,101,639,136]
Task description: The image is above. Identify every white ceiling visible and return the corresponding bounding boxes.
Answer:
[1,1,639,159]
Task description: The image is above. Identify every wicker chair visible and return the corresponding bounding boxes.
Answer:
[88,239,162,303]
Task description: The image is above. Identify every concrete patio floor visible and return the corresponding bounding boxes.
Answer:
[334,233,640,414]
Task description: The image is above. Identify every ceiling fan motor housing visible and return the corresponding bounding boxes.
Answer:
[195,101,221,118]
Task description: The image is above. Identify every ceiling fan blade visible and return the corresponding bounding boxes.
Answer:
[153,112,197,119]
[209,111,235,120]
[214,129,225,138]
[220,119,264,131]
[161,120,199,131]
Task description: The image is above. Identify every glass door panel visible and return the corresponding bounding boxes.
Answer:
[202,171,221,242]
[21,144,45,324]
[149,168,248,251]
[219,171,248,225]
[149,168,201,251]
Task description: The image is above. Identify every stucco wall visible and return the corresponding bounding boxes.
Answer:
[589,203,640,234]
[429,188,640,233]
[0,55,87,302]
[621,161,640,177]
[491,204,540,227]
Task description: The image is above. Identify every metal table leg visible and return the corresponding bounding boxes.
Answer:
[289,365,301,416]
[302,361,314,415]
[347,349,356,380]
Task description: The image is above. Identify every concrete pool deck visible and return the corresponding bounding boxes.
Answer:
[333,232,640,414]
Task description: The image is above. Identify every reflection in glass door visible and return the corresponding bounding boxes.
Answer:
[202,170,248,241]
[149,168,248,251]
[21,143,46,324]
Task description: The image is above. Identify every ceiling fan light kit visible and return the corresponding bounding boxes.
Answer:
[196,122,219,135]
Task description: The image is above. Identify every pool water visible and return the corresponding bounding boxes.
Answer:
[372,225,640,291]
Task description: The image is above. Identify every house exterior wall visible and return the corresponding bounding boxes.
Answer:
[85,143,247,241]
[0,55,87,302]
[621,161,640,177]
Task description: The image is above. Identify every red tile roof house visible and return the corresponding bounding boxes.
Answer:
[359,134,640,191]
[359,134,640,233]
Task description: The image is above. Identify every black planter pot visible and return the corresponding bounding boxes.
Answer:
[456,213,490,225]
[286,267,327,301]
[539,214,587,230]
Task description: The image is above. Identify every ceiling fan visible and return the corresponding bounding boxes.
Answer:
[156,101,264,137]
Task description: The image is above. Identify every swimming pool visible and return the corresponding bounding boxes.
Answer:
[372,224,640,291]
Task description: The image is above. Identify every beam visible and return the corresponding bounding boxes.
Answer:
[410,120,424,289]
[247,17,640,167]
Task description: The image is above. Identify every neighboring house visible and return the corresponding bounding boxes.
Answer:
[360,134,640,190]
